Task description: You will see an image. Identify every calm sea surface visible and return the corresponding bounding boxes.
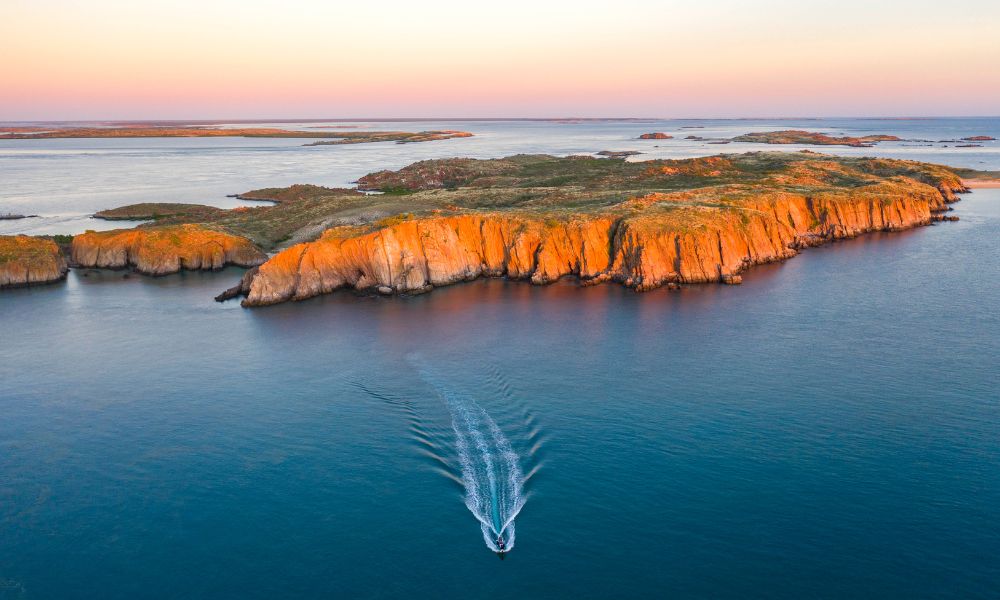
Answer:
[1,119,999,598]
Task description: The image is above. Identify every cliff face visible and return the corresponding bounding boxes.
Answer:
[0,235,69,288]
[71,225,266,275]
[240,179,955,306]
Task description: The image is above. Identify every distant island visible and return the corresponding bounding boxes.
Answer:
[4,151,984,300]
[0,126,473,146]
[635,129,997,148]
[303,131,472,145]
[731,130,902,147]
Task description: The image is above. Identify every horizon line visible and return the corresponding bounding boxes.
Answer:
[3,116,1000,125]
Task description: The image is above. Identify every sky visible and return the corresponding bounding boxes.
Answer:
[2,0,999,120]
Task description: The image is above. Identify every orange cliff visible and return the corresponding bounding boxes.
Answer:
[0,235,69,288]
[71,225,266,275]
[237,179,961,307]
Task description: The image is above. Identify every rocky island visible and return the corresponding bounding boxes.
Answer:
[70,225,267,275]
[223,152,966,305]
[0,235,69,288]
[93,203,227,221]
[732,130,902,147]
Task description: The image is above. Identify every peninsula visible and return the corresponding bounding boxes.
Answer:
[0,126,473,146]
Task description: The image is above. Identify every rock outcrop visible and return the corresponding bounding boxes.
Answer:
[71,224,266,275]
[238,178,962,306]
[0,235,69,288]
[639,133,672,139]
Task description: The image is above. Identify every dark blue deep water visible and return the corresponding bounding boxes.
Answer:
[2,188,998,598]
[2,119,1000,598]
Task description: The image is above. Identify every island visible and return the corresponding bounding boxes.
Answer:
[596,151,642,158]
[71,225,267,275]
[93,203,227,221]
[731,130,902,147]
[222,152,966,305]
[638,133,672,139]
[0,126,473,146]
[303,131,472,145]
[0,235,69,288]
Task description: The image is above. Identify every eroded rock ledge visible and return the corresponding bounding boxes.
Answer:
[0,235,69,288]
[71,224,266,275]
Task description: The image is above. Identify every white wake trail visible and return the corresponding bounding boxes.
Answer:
[418,367,526,552]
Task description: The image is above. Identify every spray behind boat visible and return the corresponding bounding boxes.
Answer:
[414,361,528,556]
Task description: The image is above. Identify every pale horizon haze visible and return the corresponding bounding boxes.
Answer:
[2,0,999,120]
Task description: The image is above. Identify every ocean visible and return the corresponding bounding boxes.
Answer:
[1,118,998,598]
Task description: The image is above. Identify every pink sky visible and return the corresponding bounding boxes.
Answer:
[3,0,999,120]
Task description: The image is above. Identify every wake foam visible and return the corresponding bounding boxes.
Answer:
[419,368,526,552]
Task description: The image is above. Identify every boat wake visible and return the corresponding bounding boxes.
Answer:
[419,368,526,553]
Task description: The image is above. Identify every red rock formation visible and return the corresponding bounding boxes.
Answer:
[239,179,959,306]
[0,236,69,288]
[962,136,995,141]
[639,133,673,139]
[71,225,266,275]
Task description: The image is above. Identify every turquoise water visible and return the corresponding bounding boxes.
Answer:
[1,119,1000,598]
